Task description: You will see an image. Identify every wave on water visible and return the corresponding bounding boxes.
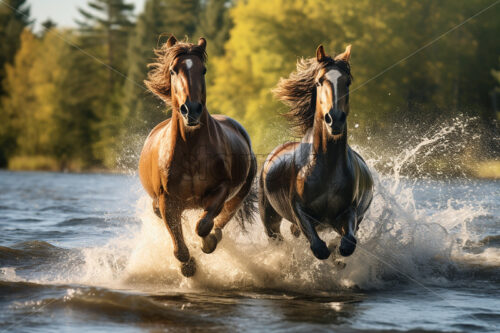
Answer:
[1,116,498,295]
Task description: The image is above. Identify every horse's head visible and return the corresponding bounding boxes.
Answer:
[314,45,352,139]
[146,35,208,127]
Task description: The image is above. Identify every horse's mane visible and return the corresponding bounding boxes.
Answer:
[145,38,207,107]
[273,56,352,135]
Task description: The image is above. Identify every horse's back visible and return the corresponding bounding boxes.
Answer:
[139,118,171,198]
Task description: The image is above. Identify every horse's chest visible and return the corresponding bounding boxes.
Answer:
[164,150,228,201]
[303,177,352,222]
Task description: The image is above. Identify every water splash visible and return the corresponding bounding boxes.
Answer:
[2,116,496,294]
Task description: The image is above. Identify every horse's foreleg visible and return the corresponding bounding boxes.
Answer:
[159,196,196,277]
[196,183,229,238]
[200,195,240,254]
[293,203,330,260]
[337,207,357,257]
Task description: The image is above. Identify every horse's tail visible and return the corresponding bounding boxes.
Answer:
[235,155,258,230]
[235,181,258,230]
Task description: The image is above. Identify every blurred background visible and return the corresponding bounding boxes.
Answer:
[0,0,499,176]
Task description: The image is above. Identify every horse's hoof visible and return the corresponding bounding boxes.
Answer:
[152,199,162,219]
[311,240,330,260]
[334,259,346,269]
[196,217,213,238]
[269,233,284,243]
[180,257,196,277]
[201,234,218,254]
[290,224,301,238]
[339,234,356,257]
[213,227,222,242]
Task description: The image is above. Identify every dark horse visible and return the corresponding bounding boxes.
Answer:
[139,36,257,277]
[259,44,373,260]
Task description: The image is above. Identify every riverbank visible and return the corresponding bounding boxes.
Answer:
[4,155,499,179]
[5,155,126,174]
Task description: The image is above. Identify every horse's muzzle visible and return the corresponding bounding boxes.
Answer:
[180,101,203,126]
[325,109,346,135]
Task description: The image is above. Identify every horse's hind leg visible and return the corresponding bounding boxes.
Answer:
[159,196,196,277]
[259,181,283,241]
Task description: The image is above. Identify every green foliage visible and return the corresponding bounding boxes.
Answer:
[76,0,135,89]
[162,0,200,38]
[122,0,170,137]
[75,0,136,168]
[0,0,31,95]
[1,29,40,157]
[0,0,31,166]
[196,0,232,57]
[209,0,500,153]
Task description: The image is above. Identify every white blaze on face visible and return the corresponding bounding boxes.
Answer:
[185,58,193,86]
[325,69,342,108]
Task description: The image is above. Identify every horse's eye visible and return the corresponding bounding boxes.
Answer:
[202,68,207,75]
[170,69,175,76]
[315,81,321,87]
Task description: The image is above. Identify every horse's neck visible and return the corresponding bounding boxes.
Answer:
[310,120,348,169]
[171,106,211,143]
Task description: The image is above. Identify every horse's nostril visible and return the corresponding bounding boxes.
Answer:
[180,104,188,115]
[325,113,332,125]
[339,112,346,122]
[194,102,202,115]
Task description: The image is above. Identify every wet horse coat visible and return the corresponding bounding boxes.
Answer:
[259,45,373,260]
[139,36,256,277]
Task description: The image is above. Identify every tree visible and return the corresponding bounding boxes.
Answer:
[76,0,135,91]
[75,0,136,168]
[122,0,169,136]
[209,0,340,153]
[37,29,99,169]
[196,0,232,57]
[40,18,57,33]
[0,0,31,96]
[1,29,40,158]
[162,0,199,38]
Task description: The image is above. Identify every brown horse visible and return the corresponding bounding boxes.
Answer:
[139,36,257,277]
[259,45,373,260]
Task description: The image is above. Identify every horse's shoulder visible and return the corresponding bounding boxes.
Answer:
[348,147,370,174]
[147,118,171,140]
[263,141,300,175]
[268,141,299,161]
[212,114,252,146]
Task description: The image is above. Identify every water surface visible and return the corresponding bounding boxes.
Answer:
[0,170,499,332]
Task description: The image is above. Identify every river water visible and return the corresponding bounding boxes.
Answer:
[0,165,499,332]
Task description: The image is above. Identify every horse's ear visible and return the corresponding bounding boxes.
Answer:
[198,37,207,50]
[335,44,352,62]
[166,35,177,48]
[316,45,326,62]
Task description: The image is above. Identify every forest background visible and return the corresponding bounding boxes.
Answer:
[0,0,499,178]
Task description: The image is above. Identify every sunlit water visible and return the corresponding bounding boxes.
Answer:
[0,125,499,332]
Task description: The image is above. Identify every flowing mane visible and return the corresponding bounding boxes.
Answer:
[145,38,207,107]
[273,56,351,135]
